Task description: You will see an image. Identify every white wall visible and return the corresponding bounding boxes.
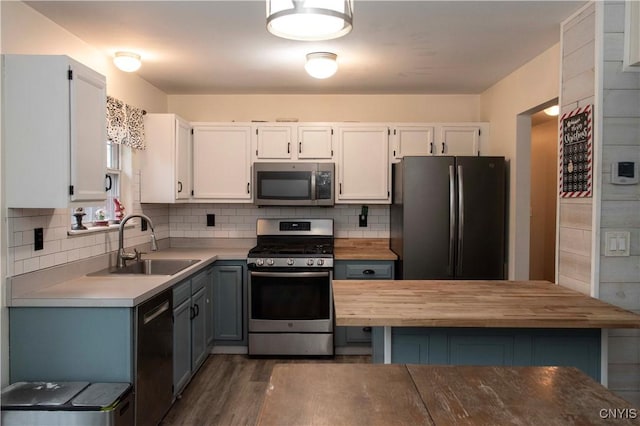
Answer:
[168,94,481,123]
[480,44,562,280]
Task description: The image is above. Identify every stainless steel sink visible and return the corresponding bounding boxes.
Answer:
[88,259,200,276]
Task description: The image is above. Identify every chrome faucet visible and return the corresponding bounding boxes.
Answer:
[118,213,158,268]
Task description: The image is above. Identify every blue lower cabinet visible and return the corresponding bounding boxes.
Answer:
[212,261,246,345]
[9,307,133,383]
[334,260,394,349]
[372,327,601,381]
[173,269,213,397]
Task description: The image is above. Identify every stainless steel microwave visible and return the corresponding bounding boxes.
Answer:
[253,162,334,206]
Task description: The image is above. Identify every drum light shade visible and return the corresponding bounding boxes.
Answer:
[114,52,142,72]
[267,0,353,41]
[305,52,338,79]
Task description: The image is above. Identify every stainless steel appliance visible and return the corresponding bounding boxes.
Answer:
[1,381,133,426]
[391,156,506,280]
[135,289,173,426]
[253,162,334,206]
[248,218,334,356]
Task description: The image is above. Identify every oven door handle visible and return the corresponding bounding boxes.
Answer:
[250,271,330,278]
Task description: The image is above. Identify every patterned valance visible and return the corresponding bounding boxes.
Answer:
[106,96,145,150]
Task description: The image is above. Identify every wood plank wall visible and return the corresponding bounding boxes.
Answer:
[561,0,640,405]
[598,0,640,406]
[558,3,596,296]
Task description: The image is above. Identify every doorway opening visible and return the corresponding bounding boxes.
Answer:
[529,104,558,282]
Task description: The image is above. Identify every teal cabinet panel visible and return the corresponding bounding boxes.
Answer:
[205,269,215,347]
[392,334,430,364]
[334,260,394,348]
[448,335,515,366]
[212,262,245,343]
[191,286,208,371]
[373,327,602,381]
[531,335,600,380]
[9,307,133,383]
[173,298,192,395]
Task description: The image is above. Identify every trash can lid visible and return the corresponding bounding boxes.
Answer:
[71,382,131,409]
[1,381,90,407]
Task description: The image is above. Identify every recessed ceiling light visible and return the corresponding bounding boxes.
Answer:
[113,51,142,73]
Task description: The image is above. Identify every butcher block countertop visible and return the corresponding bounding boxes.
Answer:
[257,364,637,426]
[334,238,397,260]
[333,280,640,328]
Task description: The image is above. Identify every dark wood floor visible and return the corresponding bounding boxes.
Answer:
[160,354,370,426]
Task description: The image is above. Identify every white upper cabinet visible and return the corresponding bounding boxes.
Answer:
[437,125,484,156]
[297,125,333,159]
[193,124,252,202]
[336,125,391,204]
[140,114,192,203]
[255,125,293,159]
[254,124,334,160]
[392,125,435,159]
[3,54,107,208]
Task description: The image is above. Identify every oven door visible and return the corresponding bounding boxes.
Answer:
[249,270,333,333]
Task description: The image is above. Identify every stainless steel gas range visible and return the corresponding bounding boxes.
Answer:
[247,218,334,356]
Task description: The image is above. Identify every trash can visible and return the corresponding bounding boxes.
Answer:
[1,381,133,426]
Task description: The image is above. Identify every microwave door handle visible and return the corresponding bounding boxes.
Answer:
[311,172,317,200]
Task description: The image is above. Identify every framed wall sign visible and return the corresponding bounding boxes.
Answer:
[559,104,593,198]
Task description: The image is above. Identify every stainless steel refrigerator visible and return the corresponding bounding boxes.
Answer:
[390,156,506,280]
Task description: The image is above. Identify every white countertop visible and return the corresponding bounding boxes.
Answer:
[9,247,249,308]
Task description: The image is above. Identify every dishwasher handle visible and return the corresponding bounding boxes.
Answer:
[143,300,170,325]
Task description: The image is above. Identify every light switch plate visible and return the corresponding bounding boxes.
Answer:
[604,231,631,257]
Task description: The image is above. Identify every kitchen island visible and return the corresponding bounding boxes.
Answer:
[333,280,640,381]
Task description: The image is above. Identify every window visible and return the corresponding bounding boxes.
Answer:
[70,140,121,230]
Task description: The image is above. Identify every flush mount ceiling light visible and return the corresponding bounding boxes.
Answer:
[267,0,354,41]
[305,52,338,79]
[113,51,142,72]
[543,105,559,116]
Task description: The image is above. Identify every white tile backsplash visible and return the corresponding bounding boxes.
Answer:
[7,199,389,278]
[167,203,389,240]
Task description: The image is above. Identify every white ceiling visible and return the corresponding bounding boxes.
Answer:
[26,1,586,95]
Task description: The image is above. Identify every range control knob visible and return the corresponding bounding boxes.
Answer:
[307,258,315,266]
[267,258,275,266]
[256,259,264,266]
[287,258,295,266]
[317,259,324,266]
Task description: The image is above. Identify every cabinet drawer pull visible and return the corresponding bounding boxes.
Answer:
[287,142,290,154]
[105,174,112,191]
[299,141,302,153]
[362,269,375,275]
[363,327,372,333]
[177,181,183,193]
[441,142,446,154]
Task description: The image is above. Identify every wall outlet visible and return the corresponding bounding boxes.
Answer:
[141,219,147,232]
[34,228,44,251]
[207,214,215,227]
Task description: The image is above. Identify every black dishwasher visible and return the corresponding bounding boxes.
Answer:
[136,288,173,426]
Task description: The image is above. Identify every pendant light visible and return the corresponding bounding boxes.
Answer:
[267,0,354,41]
[305,52,338,79]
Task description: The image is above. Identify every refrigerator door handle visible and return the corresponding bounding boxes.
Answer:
[457,164,464,274]
[448,165,456,276]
